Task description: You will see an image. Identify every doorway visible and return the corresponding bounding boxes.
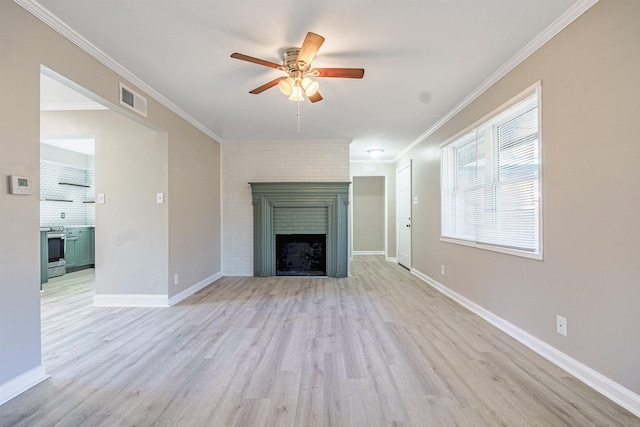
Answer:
[396,161,411,269]
[39,66,169,304]
[352,176,386,256]
[40,71,100,292]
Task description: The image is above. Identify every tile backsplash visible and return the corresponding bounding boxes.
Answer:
[40,161,95,227]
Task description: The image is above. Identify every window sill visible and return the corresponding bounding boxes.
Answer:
[440,237,543,260]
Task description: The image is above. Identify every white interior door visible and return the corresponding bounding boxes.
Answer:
[397,162,411,269]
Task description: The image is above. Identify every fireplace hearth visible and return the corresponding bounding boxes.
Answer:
[250,182,350,277]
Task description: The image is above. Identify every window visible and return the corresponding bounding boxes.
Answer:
[441,83,541,259]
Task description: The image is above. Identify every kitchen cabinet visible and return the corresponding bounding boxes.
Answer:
[65,233,77,270]
[40,230,48,286]
[66,227,94,272]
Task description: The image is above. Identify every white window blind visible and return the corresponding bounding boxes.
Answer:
[441,85,541,258]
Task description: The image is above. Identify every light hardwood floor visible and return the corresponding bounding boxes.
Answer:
[1,256,638,426]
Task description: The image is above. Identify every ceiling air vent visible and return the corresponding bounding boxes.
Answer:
[119,83,147,117]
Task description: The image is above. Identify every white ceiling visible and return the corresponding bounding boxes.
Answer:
[40,73,106,112]
[31,0,584,161]
[41,135,96,156]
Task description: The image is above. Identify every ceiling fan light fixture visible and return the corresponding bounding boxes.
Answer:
[288,83,304,102]
[278,77,295,96]
[301,77,319,96]
[231,32,365,104]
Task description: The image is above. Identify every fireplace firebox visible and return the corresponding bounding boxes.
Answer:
[250,182,350,277]
[276,234,326,276]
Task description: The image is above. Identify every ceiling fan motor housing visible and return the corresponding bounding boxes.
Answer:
[282,48,304,71]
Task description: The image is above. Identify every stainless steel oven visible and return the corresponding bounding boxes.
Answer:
[47,226,66,278]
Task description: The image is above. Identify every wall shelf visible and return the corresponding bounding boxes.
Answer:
[59,181,90,188]
[43,198,73,203]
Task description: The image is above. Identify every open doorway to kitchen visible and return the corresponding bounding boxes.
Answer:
[40,71,102,294]
[39,66,168,309]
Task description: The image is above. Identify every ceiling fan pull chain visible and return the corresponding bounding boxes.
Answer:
[297,100,300,133]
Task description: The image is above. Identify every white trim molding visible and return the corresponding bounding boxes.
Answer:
[15,0,222,143]
[0,365,49,406]
[352,251,386,256]
[168,271,223,306]
[93,272,224,307]
[393,0,599,163]
[410,267,640,419]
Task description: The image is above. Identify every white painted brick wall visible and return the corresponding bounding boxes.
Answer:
[222,141,350,275]
[40,161,95,227]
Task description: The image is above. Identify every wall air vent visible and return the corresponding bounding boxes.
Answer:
[119,83,147,117]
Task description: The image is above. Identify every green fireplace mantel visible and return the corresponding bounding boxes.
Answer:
[250,182,350,277]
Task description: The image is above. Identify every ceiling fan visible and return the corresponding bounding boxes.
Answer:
[230,32,365,103]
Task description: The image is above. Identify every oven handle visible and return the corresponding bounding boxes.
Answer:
[47,233,66,239]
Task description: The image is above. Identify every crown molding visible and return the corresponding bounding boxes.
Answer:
[15,0,223,143]
[393,0,599,163]
[221,139,352,145]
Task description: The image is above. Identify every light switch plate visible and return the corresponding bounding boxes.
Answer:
[156,193,164,204]
[97,193,105,204]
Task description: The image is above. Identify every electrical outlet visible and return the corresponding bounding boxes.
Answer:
[61,212,65,219]
[440,265,445,275]
[174,274,179,286]
[556,315,567,336]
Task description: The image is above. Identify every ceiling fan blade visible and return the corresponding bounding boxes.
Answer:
[308,92,323,103]
[313,68,365,78]
[249,77,283,94]
[231,53,281,69]
[296,32,325,68]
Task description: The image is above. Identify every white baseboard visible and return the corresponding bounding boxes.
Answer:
[386,257,398,263]
[93,293,169,307]
[410,267,640,418]
[168,271,223,306]
[352,251,386,256]
[0,365,49,406]
[93,271,225,307]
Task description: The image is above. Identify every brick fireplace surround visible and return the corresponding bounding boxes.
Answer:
[250,182,350,277]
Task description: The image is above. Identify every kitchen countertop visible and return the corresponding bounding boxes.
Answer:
[40,225,95,230]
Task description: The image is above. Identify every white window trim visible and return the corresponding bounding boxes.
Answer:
[440,81,543,260]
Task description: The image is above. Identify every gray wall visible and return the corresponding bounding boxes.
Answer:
[397,0,640,394]
[0,1,221,391]
[352,176,385,252]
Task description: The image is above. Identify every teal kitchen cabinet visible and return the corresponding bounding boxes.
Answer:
[66,227,94,272]
[40,230,48,285]
[65,230,78,270]
[77,228,92,266]
[89,228,95,265]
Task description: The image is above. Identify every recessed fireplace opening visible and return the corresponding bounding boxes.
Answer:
[276,234,326,276]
